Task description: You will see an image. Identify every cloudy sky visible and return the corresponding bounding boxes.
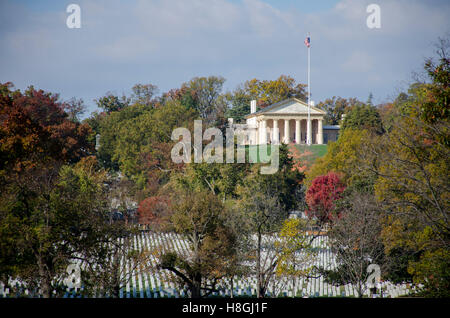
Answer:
[1,0,449,116]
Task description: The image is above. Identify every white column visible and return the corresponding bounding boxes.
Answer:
[256,121,262,145]
[261,119,267,144]
[256,121,260,144]
[306,118,312,145]
[284,119,290,144]
[318,119,323,144]
[295,120,301,145]
[273,119,279,144]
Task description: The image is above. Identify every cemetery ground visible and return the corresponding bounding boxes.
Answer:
[0,230,417,299]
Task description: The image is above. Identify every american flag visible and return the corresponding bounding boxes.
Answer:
[304,36,310,48]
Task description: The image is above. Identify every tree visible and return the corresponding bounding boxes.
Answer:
[0,83,93,168]
[371,38,450,296]
[275,218,317,295]
[95,103,150,171]
[316,96,362,125]
[112,100,197,189]
[171,158,250,204]
[162,86,198,110]
[82,111,104,147]
[238,181,284,298]
[183,76,226,121]
[305,128,381,188]
[375,104,449,296]
[137,196,169,230]
[341,103,384,135]
[95,93,130,113]
[306,37,450,297]
[236,144,305,297]
[224,88,252,123]
[64,97,86,122]
[0,84,110,297]
[305,172,346,228]
[157,190,237,298]
[0,158,109,297]
[421,37,450,126]
[320,191,385,298]
[242,75,307,109]
[81,226,148,298]
[159,141,253,297]
[131,83,158,108]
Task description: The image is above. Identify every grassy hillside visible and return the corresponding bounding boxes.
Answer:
[289,144,328,171]
[245,144,328,171]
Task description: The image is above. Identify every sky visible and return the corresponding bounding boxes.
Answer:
[1,0,449,116]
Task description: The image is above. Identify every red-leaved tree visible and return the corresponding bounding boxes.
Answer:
[137,196,170,229]
[305,172,346,227]
[0,82,93,173]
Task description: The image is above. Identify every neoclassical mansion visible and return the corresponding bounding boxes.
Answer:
[229,98,339,145]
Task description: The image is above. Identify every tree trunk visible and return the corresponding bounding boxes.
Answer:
[230,277,234,298]
[357,282,363,298]
[113,285,120,298]
[38,256,51,298]
[257,232,263,298]
[191,273,202,298]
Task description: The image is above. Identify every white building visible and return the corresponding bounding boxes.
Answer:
[239,98,327,145]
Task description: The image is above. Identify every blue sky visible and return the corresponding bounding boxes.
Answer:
[1,0,449,116]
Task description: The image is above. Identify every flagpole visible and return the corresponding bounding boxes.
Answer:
[307,32,311,146]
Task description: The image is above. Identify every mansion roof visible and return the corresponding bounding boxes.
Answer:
[245,98,326,119]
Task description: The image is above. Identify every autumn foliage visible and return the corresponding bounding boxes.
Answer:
[137,196,170,227]
[305,172,345,225]
[0,82,93,173]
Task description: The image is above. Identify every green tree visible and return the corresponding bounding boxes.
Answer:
[158,190,237,298]
[96,103,149,170]
[316,96,362,125]
[305,129,381,188]
[236,144,305,297]
[183,76,226,121]
[131,83,158,108]
[341,104,384,135]
[0,158,109,297]
[275,218,317,295]
[112,100,197,189]
[95,93,130,113]
[242,75,307,109]
[375,107,449,296]
[81,226,147,298]
[224,88,252,123]
[421,37,450,126]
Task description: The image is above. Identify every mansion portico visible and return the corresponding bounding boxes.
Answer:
[242,98,327,145]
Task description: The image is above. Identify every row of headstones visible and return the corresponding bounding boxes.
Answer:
[112,232,412,298]
[109,231,336,298]
[0,232,417,298]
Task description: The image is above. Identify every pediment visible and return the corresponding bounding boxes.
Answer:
[263,99,325,115]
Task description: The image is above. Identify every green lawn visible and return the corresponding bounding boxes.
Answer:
[292,144,328,160]
[245,144,328,167]
[290,144,328,169]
